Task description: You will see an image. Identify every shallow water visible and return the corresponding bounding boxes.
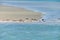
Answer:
[0,23,60,40]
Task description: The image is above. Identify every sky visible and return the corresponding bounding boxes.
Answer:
[0,1,60,21]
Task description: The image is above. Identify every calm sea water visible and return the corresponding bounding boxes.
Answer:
[0,1,60,40]
[1,0,60,2]
[0,23,60,40]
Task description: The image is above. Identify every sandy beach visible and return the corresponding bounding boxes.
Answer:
[0,5,43,22]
